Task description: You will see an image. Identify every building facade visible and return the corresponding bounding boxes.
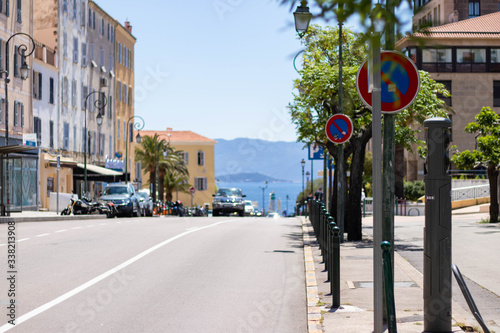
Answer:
[139,129,217,208]
[398,11,500,180]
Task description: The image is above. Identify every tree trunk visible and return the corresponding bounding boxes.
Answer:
[488,163,499,223]
[345,143,365,241]
[149,169,156,202]
[395,143,405,199]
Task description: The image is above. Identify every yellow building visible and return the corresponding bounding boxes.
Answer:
[114,19,139,184]
[139,129,216,208]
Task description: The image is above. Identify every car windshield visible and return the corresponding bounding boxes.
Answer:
[137,192,148,199]
[245,201,252,206]
[216,189,242,197]
[103,186,129,195]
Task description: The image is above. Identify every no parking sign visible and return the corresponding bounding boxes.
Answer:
[357,51,420,113]
[325,114,353,144]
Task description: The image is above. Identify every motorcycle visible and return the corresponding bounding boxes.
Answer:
[61,197,116,218]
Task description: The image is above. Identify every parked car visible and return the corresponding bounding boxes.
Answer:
[99,183,141,217]
[244,200,255,216]
[137,191,154,217]
[212,188,246,217]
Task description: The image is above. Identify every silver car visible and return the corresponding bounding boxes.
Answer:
[137,191,154,217]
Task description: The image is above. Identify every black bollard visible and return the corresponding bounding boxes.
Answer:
[331,225,340,307]
[381,241,397,333]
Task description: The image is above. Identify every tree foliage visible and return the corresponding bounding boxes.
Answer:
[452,107,500,223]
[288,25,450,240]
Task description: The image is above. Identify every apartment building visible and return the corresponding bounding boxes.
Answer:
[0,0,40,212]
[398,10,500,180]
[138,129,217,208]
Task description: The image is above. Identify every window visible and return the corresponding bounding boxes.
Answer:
[110,26,114,42]
[128,87,132,105]
[108,53,113,71]
[34,116,41,143]
[20,102,23,127]
[81,42,87,67]
[194,177,207,191]
[72,0,76,20]
[13,45,18,77]
[13,101,18,126]
[107,23,110,40]
[73,37,78,63]
[81,1,85,25]
[14,102,24,127]
[15,0,20,23]
[117,120,120,140]
[92,11,95,29]
[62,77,68,104]
[457,49,485,63]
[494,81,500,107]
[49,78,54,104]
[5,0,9,17]
[183,152,189,165]
[422,48,452,72]
[116,81,120,100]
[33,71,42,100]
[469,0,479,18]
[492,49,500,63]
[49,121,54,148]
[436,80,452,106]
[101,18,104,36]
[63,0,67,13]
[73,125,77,151]
[88,8,91,27]
[123,121,126,141]
[128,122,133,142]
[63,123,69,149]
[197,151,205,166]
[116,42,120,62]
[108,96,112,119]
[82,85,88,108]
[63,32,67,58]
[99,46,104,67]
[72,79,77,107]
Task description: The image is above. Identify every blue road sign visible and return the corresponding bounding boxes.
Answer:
[308,145,324,160]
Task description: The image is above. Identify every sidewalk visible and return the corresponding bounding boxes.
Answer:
[301,215,478,333]
[0,210,107,223]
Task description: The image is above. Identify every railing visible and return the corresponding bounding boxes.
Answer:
[451,184,489,201]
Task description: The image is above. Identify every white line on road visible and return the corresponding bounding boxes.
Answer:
[0,219,236,332]
[36,233,50,237]
[86,225,94,227]
[0,244,5,247]
[17,238,30,242]
[100,223,107,226]
[55,229,67,233]
[72,227,83,230]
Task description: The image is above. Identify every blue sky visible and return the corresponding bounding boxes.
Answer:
[101,1,412,142]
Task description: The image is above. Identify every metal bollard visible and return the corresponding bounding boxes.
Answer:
[381,241,397,333]
[327,219,336,282]
[321,211,329,257]
[331,223,340,307]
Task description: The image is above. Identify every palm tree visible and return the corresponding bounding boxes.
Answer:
[158,147,189,201]
[135,134,167,201]
[163,169,191,202]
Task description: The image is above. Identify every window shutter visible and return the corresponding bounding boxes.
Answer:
[38,72,42,100]
[13,45,18,77]
[13,101,17,126]
[20,102,24,127]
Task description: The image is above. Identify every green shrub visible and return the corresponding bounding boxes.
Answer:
[404,180,425,201]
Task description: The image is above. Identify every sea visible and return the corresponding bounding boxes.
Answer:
[217,181,303,213]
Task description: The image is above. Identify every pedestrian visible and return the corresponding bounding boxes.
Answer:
[314,187,323,202]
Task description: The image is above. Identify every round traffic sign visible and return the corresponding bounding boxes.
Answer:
[356,51,420,113]
[189,186,196,194]
[325,114,353,144]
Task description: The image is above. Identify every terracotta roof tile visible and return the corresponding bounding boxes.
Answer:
[398,11,500,45]
[138,130,217,143]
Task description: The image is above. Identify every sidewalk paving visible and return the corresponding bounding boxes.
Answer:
[301,205,492,333]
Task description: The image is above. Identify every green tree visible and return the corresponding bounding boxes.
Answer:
[452,107,500,223]
[135,134,188,202]
[289,25,449,240]
[159,149,189,202]
[163,169,191,202]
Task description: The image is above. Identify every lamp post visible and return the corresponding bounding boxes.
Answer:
[259,180,268,216]
[83,91,106,198]
[0,32,35,216]
[301,158,305,215]
[125,116,144,182]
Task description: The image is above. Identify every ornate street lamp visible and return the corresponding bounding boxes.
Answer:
[293,1,312,33]
[83,91,106,197]
[0,32,35,216]
[125,115,145,182]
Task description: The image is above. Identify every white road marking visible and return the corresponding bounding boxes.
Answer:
[55,229,67,233]
[0,244,5,247]
[86,225,94,227]
[36,233,50,237]
[100,223,107,226]
[17,238,30,242]
[72,227,83,230]
[0,219,236,332]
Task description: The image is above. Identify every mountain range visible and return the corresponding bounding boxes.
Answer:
[214,138,310,183]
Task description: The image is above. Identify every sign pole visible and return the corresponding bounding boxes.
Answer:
[370,32,384,333]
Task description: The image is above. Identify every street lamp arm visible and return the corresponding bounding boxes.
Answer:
[125,115,146,183]
[84,91,107,113]
[6,32,36,57]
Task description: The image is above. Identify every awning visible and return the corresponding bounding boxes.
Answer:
[0,145,40,155]
[76,163,123,176]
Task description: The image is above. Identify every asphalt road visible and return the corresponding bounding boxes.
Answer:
[0,215,307,333]
[363,212,500,330]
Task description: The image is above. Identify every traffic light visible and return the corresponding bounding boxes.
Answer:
[424,117,452,177]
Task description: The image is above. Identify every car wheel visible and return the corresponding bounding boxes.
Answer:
[213,210,219,216]
[238,210,244,217]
